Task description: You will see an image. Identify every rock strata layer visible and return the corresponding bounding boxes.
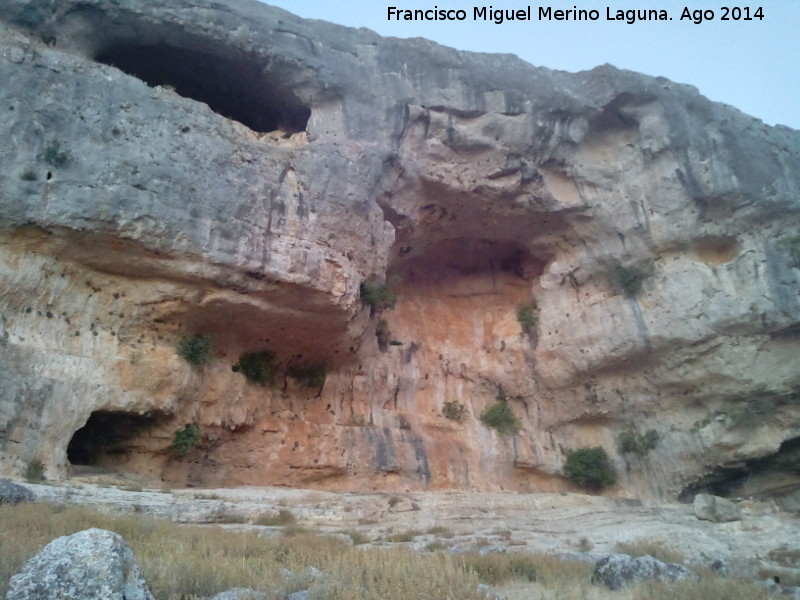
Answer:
[0,0,799,499]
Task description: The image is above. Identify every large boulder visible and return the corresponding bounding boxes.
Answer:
[0,478,34,504]
[6,528,155,600]
[592,553,691,590]
[693,493,740,522]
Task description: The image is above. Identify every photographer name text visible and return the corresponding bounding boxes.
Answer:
[387,6,764,25]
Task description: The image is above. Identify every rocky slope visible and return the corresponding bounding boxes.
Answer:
[0,0,799,500]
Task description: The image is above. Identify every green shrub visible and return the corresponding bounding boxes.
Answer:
[564,447,617,491]
[171,423,200,458]
[516,304,537,334]
[233,350,277,385]
[617,427,659,457]
[41,141,70,168]
[20,169,37,181]
[23,460,45,483]
[606,260,653,297]
[480,401,521,435]
[376,318,390,352]
[288,364,326,389]
[360,277,397,311]
[442,401,465,422]
[177,334,213,366]
[779,235,800,267]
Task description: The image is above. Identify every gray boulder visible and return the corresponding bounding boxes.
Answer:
[0,479,34,504]
[6,528,154,600]
[592,553,691,590]
[209,589,268,600]
[693,493,740,522]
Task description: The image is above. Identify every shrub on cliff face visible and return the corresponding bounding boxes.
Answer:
[606,260,653,297]
[233,351,277,385]
[360,277,397,311]
[618,427,659,458]
[564,447,617,491]
[516,304,537,335]
[779,234,800,267]
[288,364,326,389]
[177,334,213,366]
[480,401,521,435]
[171,424,200,458]
[40,140,70,168]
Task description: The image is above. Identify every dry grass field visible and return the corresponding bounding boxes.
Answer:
[0,502,772,600]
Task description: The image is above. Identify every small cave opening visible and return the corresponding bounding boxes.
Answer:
[67,410,163,468]
[389,238,546,287]
[678,436,800,502]
[95,43,310,133]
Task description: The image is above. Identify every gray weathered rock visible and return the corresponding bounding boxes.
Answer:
[694,493,740,522]
[6,528,155,600]
[286,591,309,600]
[0,478,34,504]
[0,0,798,498]
[592,553,691,590]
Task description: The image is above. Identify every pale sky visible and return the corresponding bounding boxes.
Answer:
[260,0,800,130]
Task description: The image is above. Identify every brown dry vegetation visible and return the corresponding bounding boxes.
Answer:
[0,503,772,600]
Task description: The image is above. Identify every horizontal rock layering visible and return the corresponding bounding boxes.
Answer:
[0,0,799,498]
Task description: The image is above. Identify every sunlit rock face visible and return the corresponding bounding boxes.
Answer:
[1,0,799,499]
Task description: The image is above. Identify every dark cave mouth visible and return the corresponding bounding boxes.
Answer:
[67,410,165,466]
[678,436,800,502]
[389,237,547,286]
[95,43,311,134]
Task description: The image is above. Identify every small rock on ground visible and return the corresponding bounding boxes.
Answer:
[592,553,691,590]
[0,478,34,505]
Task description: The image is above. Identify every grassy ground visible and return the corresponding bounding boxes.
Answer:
[0,503,771,600]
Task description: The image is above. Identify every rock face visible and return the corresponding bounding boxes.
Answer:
[0,0,799,498]
[6,528,155,600]
[592,554,691,590]
[693,493,740,522]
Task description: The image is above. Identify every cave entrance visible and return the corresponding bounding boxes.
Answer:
[95,43,310,133]
[67,410,163,468]
[678,436,800,502]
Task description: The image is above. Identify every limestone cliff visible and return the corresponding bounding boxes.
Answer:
[1,0,799,500]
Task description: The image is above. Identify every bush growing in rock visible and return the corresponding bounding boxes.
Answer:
[564,447,617,491]
[516,304,537,334]
[233,351,278,385]
[288,364,326,389]
[618,427,659,457]
[443,401,466,422]
[606,260,653,297]
[779,234,800,267]
[23,460,45,483]
[177,334,213,366]
[359,277,397,311]
[171,423,200,458]
[480,401,521,435]
[40,140,70,168]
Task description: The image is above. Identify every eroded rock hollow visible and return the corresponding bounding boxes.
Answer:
[1,0,799,500]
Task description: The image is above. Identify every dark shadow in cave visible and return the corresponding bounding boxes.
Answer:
[67,410,162,466]
[95,44,311,133]
[678,436,800,502]
[389,238,546,286]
